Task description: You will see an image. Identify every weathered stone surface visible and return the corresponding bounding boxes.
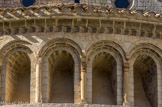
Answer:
[0,104,126,107]
[0,3,161,107]
[0,0,162,13]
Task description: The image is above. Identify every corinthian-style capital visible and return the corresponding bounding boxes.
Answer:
[81,50,87,72]
[81,61,87,72]
[124,62,129,72]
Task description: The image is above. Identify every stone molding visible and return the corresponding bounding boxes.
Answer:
[0,4,161,39]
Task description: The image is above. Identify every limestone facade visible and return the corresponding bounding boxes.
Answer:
[0,4,161,107]
[0,0,162,13]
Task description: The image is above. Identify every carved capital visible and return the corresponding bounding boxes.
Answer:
[124,62,129,72]
[81,61,87,72]
[81,50,87,72]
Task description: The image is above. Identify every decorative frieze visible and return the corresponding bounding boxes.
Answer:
[0,4,161,39]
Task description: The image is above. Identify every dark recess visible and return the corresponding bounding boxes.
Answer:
[115,0,129,8]
[22,0,35,7]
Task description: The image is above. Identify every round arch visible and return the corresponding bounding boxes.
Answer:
[0,40,32,57]
[39,38,82,103]
[86,40,124,105]
[128,47,162,107]
[86,40,126,62]
[0,40,35,103]
[38,38,82,57]
[128,43,162,58]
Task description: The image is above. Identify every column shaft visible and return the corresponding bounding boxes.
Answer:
[123,62,129,105]
[81,71,86,100]
[80,60,87,104]
[35,58,41,103]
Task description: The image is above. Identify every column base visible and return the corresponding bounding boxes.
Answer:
[80,99,87,104]
[123,102,129,106]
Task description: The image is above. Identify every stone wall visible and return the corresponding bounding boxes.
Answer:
[0,4,161,107]
[0,31,161,107]
[0,0,162,13]
[132,0,162,13]
[0,104,126,107]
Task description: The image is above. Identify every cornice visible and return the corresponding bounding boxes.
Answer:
[0,3,161,39]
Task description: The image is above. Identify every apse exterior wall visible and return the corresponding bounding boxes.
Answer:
[0,2,161,107]
[0,104,125,107]
[0,31,161,106]
[0,0,162,13]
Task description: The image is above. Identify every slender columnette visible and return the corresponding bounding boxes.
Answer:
[123,62,129,106]
[80,52,87,104]
[35,57,41,103]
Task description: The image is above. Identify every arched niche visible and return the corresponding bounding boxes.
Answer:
[92,52,116,104]
[5,52,31,103]
[48,51,74,103]
[134,55,157,107]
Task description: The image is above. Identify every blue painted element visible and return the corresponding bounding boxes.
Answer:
[115,0,129,8]
[22,0,35,7]
[75,0,80,3]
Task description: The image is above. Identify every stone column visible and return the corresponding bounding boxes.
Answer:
[123,62,129,106]
[80,55,87,104]
[35,57,41,103]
